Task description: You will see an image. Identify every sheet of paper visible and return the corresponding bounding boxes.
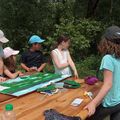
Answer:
[0,85,9,91]
[71,98,83,106]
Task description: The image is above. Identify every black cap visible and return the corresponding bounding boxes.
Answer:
[103,25,120,44]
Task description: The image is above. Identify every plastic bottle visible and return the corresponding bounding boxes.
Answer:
[2,104,16,120]
[0,108,3,120]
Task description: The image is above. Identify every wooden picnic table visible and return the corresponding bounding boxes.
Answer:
[0,75,102,120]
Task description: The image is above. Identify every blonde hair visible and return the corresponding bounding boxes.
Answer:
[3,56,16,73]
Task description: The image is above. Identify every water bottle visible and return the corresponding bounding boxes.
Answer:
[2,104,16,120]
[0,108,3,120]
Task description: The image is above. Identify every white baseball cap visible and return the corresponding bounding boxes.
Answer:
[0,30,9,43]
[3,47,19,59]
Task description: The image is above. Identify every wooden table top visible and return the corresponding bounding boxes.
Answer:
[0,78,102,120]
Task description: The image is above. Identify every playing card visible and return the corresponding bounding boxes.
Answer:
[71,98,83,106]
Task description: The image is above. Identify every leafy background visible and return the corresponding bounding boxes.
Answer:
[0,0,119,78]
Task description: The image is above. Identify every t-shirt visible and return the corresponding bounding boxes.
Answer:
[52,48,72,76]
[21,50,46,68]
[100,54,120,107]
[0,46,4,58]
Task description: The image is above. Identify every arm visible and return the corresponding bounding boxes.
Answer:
[37,52,47,72]
[0,58,6,82]
[51,51,69,69]
[21,63,30,72]
[4,66,22,79]
[21,52,31,72]
[0,58,4,75]
[84,69,113,116]
[37,63,46,72]
[67,52,78,78]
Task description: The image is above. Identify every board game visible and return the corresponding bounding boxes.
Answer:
[0,72,71,97]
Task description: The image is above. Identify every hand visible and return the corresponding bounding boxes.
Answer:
[37,68,42,72]
[29,67,38,71]
[0,77,6,82]
[17,71,24,76]
[84,102,96,117]
[26,68,30,72]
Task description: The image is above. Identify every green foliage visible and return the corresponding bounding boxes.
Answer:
[76,55,102,78]
[96,0,120,25]
[47,19,105,60]
[0,0,58,50]
[0,0,119,78]
[73,0,88,18]
[43,63,55,73]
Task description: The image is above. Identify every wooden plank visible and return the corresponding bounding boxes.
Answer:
[0,94,13,102]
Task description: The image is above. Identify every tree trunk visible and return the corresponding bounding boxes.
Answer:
[109,0,113,14]
[86,0,100,18]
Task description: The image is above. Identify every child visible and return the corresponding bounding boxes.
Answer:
[3,47,23,79]
[51,35,78,78]
[84,26,120,120]
[0,30,9,82]
[21,35,47,72]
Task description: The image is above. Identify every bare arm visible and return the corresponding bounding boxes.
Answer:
[0,58,6,82]
[67,52,78,78]
[0,57,4,75]
[4,66,22,79]
[84,69,112,116]
[92,70,112,105]
[37,63,46,72]
[21,63,30,72]
[51,51,69,69]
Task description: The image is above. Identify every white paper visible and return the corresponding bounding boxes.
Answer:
[0,85,9,91]
[71,98,83,106]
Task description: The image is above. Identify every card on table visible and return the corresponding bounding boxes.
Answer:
[71,98,83,106]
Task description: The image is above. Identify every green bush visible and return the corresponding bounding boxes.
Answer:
[46,19,105,60]
[76,55,102,78]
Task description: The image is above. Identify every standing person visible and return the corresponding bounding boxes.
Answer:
[84,26,120,120]
[0,30,9,82]
[51,35,78,78]
[3,47,23,79]
[21,35,46,72]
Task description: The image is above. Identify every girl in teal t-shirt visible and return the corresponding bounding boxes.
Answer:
[85,26,120,120]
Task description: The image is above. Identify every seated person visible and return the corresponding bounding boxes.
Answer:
[0,30,9,82]
[51,35,78,78]
[21,35,47,72]
[3,47,23,79]
[0,58,6,82]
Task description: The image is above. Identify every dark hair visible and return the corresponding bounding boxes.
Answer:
[29,42,39,48]
[98,38,120,58]
[57,35,70,45]
[4,56,16,73]
[50,35,70,50]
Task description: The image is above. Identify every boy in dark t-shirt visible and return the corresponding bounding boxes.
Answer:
[21,35,47,72]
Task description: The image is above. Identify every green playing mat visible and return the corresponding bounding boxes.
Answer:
[0,72,61,95]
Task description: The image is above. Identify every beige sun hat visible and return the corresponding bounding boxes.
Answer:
[0,30,9,43]
[3,47,19,59]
